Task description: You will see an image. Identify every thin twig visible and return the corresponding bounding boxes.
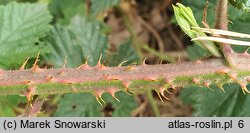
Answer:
[163,11,184,50]
[142,44,176,62]
[146,90,160,117]
[202,0,218,37]
[215,0,236,67]
[131,101,147,117]
[138,16,165,54]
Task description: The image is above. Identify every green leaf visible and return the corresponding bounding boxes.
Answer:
[173,3,221,57]
[186,44,210,60]
[0,2,51,68]
[53,93,102,117]
[108,39,140,66]
[91,0,120,17]
[179,0,216,26]
[42,25,84,68]
[49,0,120,24]
[102,92,137,116]
[181,84,250,116]
[43,16,109,67]
[54,92,137,117]
[48,0,87,24]
[0,0,14,4]
[0,96,26,116]
[68,15,108,66]
[229,0,250,12]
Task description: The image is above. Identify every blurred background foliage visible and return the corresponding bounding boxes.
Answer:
[0,0,250,117]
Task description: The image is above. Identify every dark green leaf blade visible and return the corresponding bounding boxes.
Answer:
[0,96,26,116]
[42,25,83,68]
[0,2,52,68]
[181,84,250,116]
[68,16,108,66]
[53,93,102,117]
[91,0,120,17]
[229,0,250,12]
[108,39,140,66]
[103,92,137,117]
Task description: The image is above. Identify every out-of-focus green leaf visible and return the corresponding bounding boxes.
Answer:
[0,0,14,4]
[49,0,120,24]
[54,92,137,117]
[180,84,250,116]
[229,0,250,12]
[0,2,51,69]
[43,16,109,67]
[49,0,86,24]
[186,44,210,60]
[53,93,102,117]
[108,39,140,66]
[91,0,120,17]
[102,92,137,116]
[0,96,26,116]
[68,16,108,66]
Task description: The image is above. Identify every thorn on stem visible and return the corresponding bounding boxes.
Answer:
[96,97,104,106]
[124,89,133,96]
[124,66,136,71]
[159,88,170,100]
[165,79,175,89]
[24,81,36,102]
[142,57,148,65]
[78,57,91,69]
[203,82,214,91]
[108,88,120,102]
[217,84,226,92]
[216,68,230,74]
[240,82,250,95]
[228,72,237,80]
[118,60,128,67]
[165,88,173,94]
[31,52,41,72]
[192,78,200,84]
[95,90,105,106]
[20,57,30,70]
[46,75,54,82]
[156,91,164,103]
[62,56,68,69]
[122,80,131,89]
[243,47,250,54]
[96,53,107,70]
[195,60,202,64]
